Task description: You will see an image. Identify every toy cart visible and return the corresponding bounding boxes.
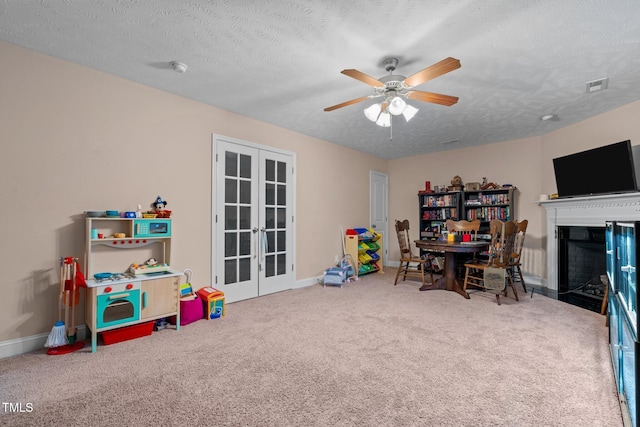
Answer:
[323,253,357,288]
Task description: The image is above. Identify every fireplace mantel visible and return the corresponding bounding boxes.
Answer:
[540,192,640,290]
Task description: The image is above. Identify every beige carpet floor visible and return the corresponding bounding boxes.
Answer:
[0,268,623,426]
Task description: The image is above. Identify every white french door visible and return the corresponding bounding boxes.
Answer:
[213,135,295,303]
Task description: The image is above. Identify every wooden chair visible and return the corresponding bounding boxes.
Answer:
[393,219,435,287]
[446,219,481,269]
[509,219,528,293]
[445,219,480,240]
[463,219,519,305]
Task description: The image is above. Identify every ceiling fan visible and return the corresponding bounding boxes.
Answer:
[324,57,461,127]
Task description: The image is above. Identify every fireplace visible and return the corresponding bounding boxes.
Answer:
[540,192,640,310]
[557,226,607,312]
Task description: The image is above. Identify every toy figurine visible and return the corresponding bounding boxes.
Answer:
[152,196,167,212]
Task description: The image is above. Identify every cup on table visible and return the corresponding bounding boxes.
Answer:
[462,234,471,242]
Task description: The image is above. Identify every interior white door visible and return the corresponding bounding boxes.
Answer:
[214,136,294,303]
[370,171,388,265]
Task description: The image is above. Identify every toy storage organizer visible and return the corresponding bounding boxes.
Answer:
[344,228,384,276]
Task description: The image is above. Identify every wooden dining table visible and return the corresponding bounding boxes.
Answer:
[414,239,489,298]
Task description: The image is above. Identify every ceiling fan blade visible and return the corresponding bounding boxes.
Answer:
[341,69,384,87]
[324,96,371,112]
[407,90,459,106]
[403,57,461,88]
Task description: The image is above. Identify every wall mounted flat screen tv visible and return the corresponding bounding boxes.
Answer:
[553,140,640,198]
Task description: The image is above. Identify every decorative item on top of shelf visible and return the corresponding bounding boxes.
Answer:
[480,176,499,190]
[151,195,171,218]
[418,180,433,195]
[466,182,480,191]
[448,175,463,191]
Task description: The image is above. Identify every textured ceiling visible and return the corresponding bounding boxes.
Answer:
[1,0,640,159]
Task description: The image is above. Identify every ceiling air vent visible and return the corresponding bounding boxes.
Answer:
[586,78,609,93]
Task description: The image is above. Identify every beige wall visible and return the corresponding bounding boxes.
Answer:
[388,101,640,281]
[3,38,640,345]
[0,41,385,342]
[388,137,546,277]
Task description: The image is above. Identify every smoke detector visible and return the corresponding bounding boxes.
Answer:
[170,61,188,73]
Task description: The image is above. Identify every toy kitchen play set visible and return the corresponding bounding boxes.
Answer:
[83,196,183,353]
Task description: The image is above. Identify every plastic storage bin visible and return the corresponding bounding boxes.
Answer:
[101,321,154,345]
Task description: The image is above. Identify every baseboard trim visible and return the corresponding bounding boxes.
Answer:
[1,326,87,360]
[294,275,323,289]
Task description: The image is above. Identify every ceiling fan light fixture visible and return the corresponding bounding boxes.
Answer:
[402,104,419,122]
[376,111,391,127]
[364,103,382,122]
[387,96,406,115]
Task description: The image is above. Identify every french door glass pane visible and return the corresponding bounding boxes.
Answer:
[266,183,275,205]
[277,208,286,228]
[240,154,252,178]
[266,159,275,181]
[225,206,236,230]
[225,259,237,284]
[225,152,237,177]
[267,231,275,253]
[265,207,275,228]
[277,184,286,205]
[239,232,251,256]
[225,232,237,257]
[239,258,251,282]
[277,231,286,251]
[239,206,251,230]
[277,161,286,183]
[240,180,251,204]
[277,254,286,275]
[225,178,237,203]
[266,254,275,277]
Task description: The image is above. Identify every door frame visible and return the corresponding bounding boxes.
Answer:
[211,134,297,300]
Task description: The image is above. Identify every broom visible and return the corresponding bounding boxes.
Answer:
[44,258,68,348]
[66,259,78,344]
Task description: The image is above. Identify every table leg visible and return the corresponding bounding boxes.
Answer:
[419,252,470,299]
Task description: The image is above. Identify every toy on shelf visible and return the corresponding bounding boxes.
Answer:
[151,195,171,218]
[129,257,171,275]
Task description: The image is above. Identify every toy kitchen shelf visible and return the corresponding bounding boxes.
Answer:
[84,217,172,276]
[84,216,180,353]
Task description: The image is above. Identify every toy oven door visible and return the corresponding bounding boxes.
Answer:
[96,290,141,329]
